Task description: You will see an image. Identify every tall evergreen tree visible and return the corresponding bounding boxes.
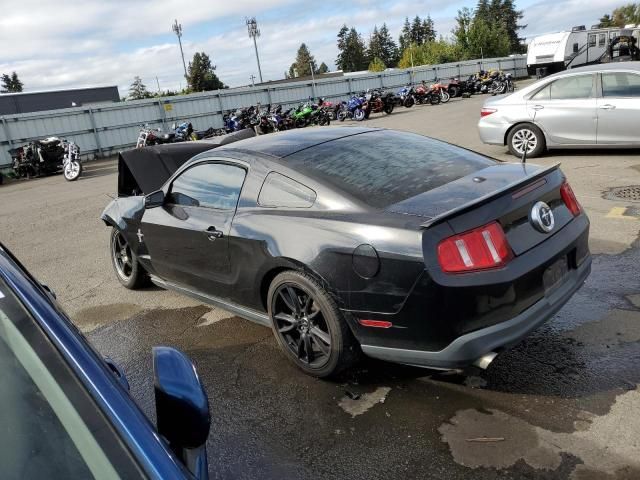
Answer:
[317,62,329,74]
[452,7,473,55]
[410,15,425,44]
[187,52,226,91]
[128,76,150,99]
[1,71,23,93]
[398,17,412,52]
[599,13,616,27]
[288,43,317,77]
[499,0,526,53]
[422,15,436,42]
[367,24,399,67]
[368,57,386,72]
[336,26,367,72]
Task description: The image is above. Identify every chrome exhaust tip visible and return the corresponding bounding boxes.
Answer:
[473,352,498,370]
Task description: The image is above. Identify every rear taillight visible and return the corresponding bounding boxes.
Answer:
[480,108,497,117]
[437,222,512,273]
[560,181,581,217]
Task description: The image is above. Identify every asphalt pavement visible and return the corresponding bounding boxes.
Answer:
[1,87,639,479]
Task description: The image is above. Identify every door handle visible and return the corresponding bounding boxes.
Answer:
[205,227,223,241]
[532,105,544,111]
[599,104,616,110]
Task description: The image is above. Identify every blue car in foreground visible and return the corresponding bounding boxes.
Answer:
[0,242,210,479]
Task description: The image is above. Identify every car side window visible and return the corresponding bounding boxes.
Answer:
[547,75,593,100]
[530,84,551,101]
[169,163,246,210]
[258,172,316,208]
[602,72,640,98]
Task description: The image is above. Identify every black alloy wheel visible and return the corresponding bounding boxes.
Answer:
[110,228,149,289]
[268,271,358,377]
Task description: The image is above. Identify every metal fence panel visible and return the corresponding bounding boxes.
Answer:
[0,55,526,167]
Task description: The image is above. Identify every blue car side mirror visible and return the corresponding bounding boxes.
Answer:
[153,346,210,480]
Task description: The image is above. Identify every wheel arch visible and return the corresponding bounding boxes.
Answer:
[503,121,549,147]
[259,259,340,313]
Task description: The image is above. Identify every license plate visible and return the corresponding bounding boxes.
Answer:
[543,256,569,293]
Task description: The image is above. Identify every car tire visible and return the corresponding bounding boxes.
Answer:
[110,228,149,289]
[507,124,546,158]
[268,270,359,378]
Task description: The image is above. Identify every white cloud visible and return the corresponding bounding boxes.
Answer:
[0,0,626,94]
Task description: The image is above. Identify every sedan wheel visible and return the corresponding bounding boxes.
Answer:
[110,228,149,289]
[268,271,359,377]
[507,124,545,158]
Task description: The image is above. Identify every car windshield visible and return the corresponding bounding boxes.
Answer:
[285,130,494,208]
[0,281,141,479]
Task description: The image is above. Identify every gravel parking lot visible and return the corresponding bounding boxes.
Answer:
[1,89,639,479]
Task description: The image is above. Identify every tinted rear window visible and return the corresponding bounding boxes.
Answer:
[285,130,493,208]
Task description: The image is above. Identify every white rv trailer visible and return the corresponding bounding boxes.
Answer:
[527,24,640,75]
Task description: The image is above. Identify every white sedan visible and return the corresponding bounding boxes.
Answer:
[478,62,640,158]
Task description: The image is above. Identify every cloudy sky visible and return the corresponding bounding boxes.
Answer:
[0,0,624,95]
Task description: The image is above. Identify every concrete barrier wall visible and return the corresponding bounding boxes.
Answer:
[0,55,527,167]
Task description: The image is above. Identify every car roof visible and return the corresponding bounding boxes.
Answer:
[548,61,640,78]
[216,126,379,158]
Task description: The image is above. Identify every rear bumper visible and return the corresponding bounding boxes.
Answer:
[361,255,590,370]
[478,118,509,146]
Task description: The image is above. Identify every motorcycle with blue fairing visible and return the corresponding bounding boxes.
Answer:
[338,94,366,121]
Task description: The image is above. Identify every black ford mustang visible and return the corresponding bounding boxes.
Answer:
[102,127,591,377]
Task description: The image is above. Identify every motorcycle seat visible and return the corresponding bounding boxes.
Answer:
[38,137,61,146]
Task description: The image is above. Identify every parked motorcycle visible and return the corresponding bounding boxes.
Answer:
[338,95,366,121]
[361,89,395,118]
[429,79,450,103]
[414,82,441,105]
[10,136,82,181]
[62,140,82,181]
[397,85,415,108]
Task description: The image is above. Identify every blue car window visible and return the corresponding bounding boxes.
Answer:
[0,282,144,479]
[169,163,246,210]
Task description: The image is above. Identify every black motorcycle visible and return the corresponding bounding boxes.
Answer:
[10,137,82,181]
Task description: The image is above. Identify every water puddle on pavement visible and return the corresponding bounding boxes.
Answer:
[75,303,141,332]
[338,386,391,417]
[439,387,640,479]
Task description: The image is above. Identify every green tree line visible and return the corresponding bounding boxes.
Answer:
[332,0,524,73]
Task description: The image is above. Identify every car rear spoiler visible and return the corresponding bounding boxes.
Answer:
[420,163,561,228]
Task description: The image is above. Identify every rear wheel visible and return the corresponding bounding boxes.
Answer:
[429,94,441,105]
[448,85,461,98]
[383,102,394,114]
[110,228,149,289]
[507,124,546,158]
[268,271,359,378]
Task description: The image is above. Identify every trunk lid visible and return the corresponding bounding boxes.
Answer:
[386,162,572,255]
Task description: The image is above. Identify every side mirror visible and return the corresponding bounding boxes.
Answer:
[145,190,165,209]
[153,346,210,479]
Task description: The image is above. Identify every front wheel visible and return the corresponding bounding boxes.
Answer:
[338,111,347,122]
[354,109,365,121]
[268,271,359,378]
[429,94,441,105]
[110,228,149,289]
[440,90,450,103]
[448,85,461,98]
[383,102,394,114]
[403,97,414,108]
[507,124,546,158]
[64,161,82,181]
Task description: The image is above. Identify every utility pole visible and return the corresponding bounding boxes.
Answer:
[309,61,316,99]
[250,74,256,87]
[246,17,263,83]
[172,19,188,82]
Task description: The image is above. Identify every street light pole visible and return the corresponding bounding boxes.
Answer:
[246,17,263,83]
[309,61,316,99]
[172,19,188,81]
[250,74,256,87]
